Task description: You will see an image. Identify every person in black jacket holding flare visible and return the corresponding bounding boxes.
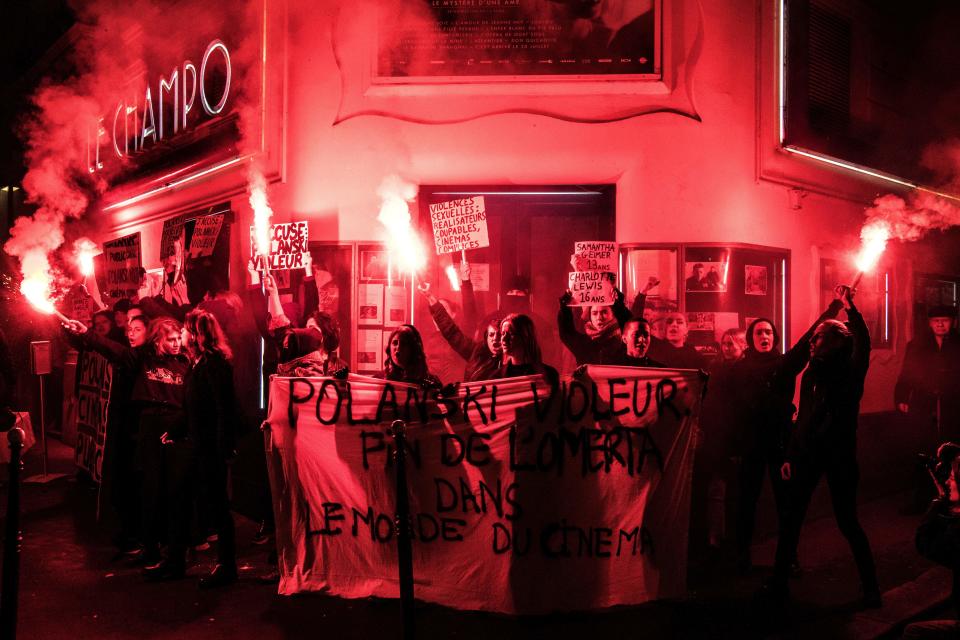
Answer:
[63,315,190,576]
[762,285,881,609]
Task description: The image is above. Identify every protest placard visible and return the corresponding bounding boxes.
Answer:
[266,366,703,613]
[188,214,224,258]
[429,197,490,255]
[75,351,112,483]
[250,221,310,271]
[567,271,615,306]
[102,233,142,300]
[571,241,617,273]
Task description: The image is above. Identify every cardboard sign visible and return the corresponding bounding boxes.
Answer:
[571,241,617,273]
[266,367,703,613]
[567,271,615,306]
[102,233,142,299]
[250,221,310,271]
[75,350,112,483]
[188,214,224,258]
[429,197,490,255]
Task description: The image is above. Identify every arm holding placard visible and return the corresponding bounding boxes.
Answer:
[459,261,480,332]
[557,290,595,365]
[419,283,477,361]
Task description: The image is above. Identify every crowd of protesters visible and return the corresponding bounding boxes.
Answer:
[40,253,960,619]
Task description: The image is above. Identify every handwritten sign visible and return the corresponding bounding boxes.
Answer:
[102,233,142,300]
[266,367,703,613]
[75,351,112,483]
[429,197,490,255]
[250,221,310,271]
[188,214,224,258]
[571,241,617,272]
[568,271,615,306]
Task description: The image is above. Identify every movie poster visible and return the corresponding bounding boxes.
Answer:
[377,0,660,80]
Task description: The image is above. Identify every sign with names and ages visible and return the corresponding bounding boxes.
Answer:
[250,221,310,271]
[567,271,615,306]
[571,241,618,273]
[429,197,490,255]
[102,233,142,299]
[188,214,224,258]
[265,366,703,614]
[75,351,112,483]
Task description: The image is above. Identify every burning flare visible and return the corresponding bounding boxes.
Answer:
[445,264,461,292]
[854,219,891,274]
[249,165,272,260]
[376,175,426,277]
[74,237,100,277]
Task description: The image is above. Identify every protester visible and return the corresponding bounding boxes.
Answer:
[92,309,128,345]
[494,313,559,390]
[381,324,443,389]
[647,312,707,370]
[264,273,348,377]
[113,298,133,332]
[697,328,747,561]
[419,281,503,381]
[63,315,190,574]
[730,318,797,574]
[763,285,880,608]
[612,317,663,367]
[896,305,960,512]
[557,288,632,366]
[182,309,239,588]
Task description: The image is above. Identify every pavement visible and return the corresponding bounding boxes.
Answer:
[0,438,955,640]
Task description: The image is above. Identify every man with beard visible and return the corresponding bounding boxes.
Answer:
[762,286,880,608]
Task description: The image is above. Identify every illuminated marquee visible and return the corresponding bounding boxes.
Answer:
[87,39,232,173]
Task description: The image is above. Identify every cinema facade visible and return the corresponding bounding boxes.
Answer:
[60,1,955,512]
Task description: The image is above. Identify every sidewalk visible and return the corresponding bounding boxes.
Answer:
[0,438,952,639]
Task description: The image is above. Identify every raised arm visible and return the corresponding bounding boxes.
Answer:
[418,283,477,361]
[612,288,631,328]
[460,263,479,331]
[557,291,595,364]
[779,297,844,377]
[62,320,139,370]
[844,296,871,373]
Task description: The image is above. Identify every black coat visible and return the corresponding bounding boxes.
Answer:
[895,330,960,419]
[186,352,237,457]
[788,303,870,461]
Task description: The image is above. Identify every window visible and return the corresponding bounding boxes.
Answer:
[622,243,790,358]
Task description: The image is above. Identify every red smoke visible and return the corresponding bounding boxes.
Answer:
[3,0,262,309]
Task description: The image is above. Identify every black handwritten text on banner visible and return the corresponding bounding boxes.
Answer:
[264,367,702,614]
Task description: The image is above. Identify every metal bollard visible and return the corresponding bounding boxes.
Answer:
[390,420,415,640]
[1,426,26,640]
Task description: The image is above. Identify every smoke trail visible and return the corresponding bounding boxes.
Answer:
[863,192,960,244]
[376,175,426,277]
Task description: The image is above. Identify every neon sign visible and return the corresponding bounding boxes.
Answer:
[87,39,232,173]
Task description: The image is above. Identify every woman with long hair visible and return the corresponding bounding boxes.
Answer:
[182,309,239,588]
[381,324,442,389]
[419,282,503,381]
[494,313,559,390]
[63,315,189,576]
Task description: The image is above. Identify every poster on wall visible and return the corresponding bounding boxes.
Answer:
[744,265,768,296]
[102,233,142,300]
[623,248,678,304]
[376,0,660,80]
[384,286,408,327]
[429,197,490,255]
[471,263,490,292]
[358,283,384,326]
[361,250,391,281]
[684,261,728,292]
[357,329,383,372]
